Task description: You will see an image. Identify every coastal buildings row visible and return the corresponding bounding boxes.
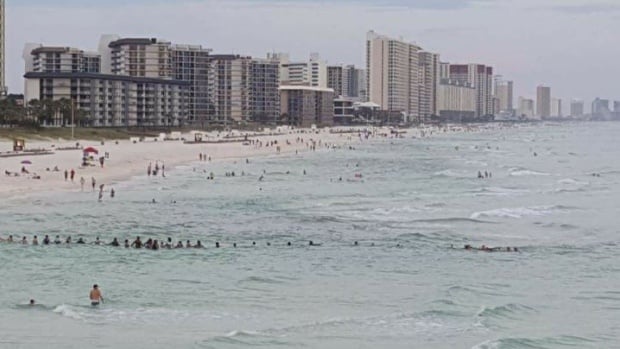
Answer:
[365,31,499,123]
[22,37,335,127]
[20,29,620,126]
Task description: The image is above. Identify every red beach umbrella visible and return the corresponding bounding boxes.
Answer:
[83,147,99,154]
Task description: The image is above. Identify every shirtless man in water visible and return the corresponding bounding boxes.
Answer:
[90,284,104,306]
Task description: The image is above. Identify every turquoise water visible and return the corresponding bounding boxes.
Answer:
[1,123,619,349]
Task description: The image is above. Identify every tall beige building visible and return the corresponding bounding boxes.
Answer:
[366,30,420,121]
[536,85,551,118]
[418,51,439,121]
[495,79,514,112]
[0,0,5,94]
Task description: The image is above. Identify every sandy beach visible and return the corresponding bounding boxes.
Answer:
[0,127,372,200]
[0,124,522,201]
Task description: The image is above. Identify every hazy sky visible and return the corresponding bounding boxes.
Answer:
[6,0,619,105]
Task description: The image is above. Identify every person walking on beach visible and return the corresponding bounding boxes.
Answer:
[70,169,75,182]
[91,177,96,191]
[89,284,104,306]
[64,170,68,181]
[80,177,85,191]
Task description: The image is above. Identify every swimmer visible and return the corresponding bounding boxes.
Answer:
[54,235,61,244]
[185,240,192,248]
[89,284,104,306]
[29,299,36,306]
[32,236,39,245]
[77,237,85,244]
[195,241,204,248]
[65,236,72,244]
[215,242,220,248]
[43,235,50,245]
[175,241,183,249]
[233,243,237,248]
[124,239,130,248]
[94,237,102,245]
[109,238,120,247]
[21,236,28,245]
[287,242,292,246]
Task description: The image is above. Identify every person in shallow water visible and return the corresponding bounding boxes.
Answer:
[109,238,120,247]
[131,237,142,249]
[89,284,104,306]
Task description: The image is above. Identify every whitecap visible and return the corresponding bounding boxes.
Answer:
[510,170,550,177]
[470,205,568,219]
[53,304,84,321]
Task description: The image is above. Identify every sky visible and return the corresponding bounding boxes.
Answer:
[6,0,620,106]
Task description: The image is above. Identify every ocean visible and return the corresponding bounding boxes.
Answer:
[1,122,619,349]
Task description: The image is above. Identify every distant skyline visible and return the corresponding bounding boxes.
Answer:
[6,0,620,105]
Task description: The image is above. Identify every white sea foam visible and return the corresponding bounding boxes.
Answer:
[53,304,84,321]
[510,170,550,177]
[471,205,567,219]
[434,169,471,178]
[476,187,530,197]
[558,178,588,186]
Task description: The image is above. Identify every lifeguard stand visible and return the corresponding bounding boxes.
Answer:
[13,139,25,151]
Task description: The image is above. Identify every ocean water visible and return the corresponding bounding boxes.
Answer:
[1,122,619,349]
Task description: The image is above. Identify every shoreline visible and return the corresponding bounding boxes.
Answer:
[0,123,534,203]
[0,127,378,202]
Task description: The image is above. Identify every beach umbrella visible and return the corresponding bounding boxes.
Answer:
[83,147,99,154]
[21,160,32,165]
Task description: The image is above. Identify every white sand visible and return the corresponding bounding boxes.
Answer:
[0,128,369,200]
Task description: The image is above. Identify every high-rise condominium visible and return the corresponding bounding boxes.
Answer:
[495,79,514,112]
[327,64,366,100]
[449,64,494,117]
[570,100,584,117]
[536,85,551,118]
[366,30,421,120]
[418,51,439,121]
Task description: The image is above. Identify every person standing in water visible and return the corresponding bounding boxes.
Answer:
[89,284,104,306]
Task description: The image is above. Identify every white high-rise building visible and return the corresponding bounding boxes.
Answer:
[366,30,421,120]
[273,53,327,88]
[0,0,5,94]
[518,97,535,118]
[551,98,563,117]
[437,78,476,120]
[495,78,514,112]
